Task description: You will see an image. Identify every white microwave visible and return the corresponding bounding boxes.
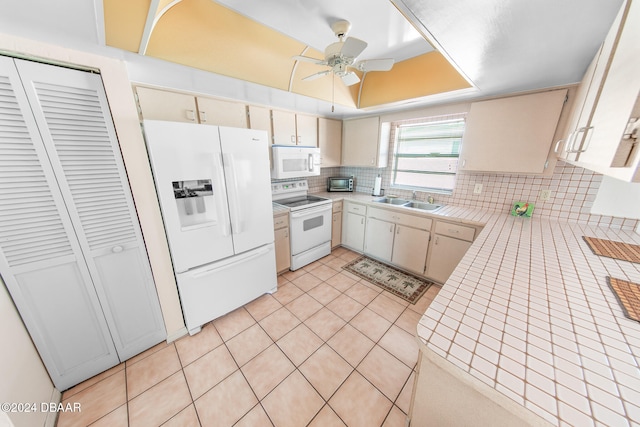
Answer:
[271,145,321,179]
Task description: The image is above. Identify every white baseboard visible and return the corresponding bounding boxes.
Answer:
[165,327,188,343]
[44,388,62,427]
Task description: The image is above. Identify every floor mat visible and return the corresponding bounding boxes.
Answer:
[342,255,435,304]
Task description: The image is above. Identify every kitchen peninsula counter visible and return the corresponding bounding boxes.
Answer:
[314,191,640,427]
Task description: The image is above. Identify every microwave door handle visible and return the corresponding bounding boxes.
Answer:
[308,153,314,172]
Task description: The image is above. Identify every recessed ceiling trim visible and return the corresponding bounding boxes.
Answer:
[138,0,183,55]
[389,0,476,90]
[289,46,309,92]
[357,72,367,108]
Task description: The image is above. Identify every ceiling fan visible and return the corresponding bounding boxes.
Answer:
[293,20,395,86]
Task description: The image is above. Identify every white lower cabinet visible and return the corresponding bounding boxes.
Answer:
[426,221,476,283]
[364,207,432,274]
[364,218,395,261]
[273,214,291,273]
[342,202,367,252]
[0,57,165,390]
[392,225,430,275]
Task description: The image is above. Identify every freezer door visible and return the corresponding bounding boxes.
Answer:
[219,127,275,253]
[144,121,234,272]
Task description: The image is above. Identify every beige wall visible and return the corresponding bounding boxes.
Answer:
[0,277,53,427]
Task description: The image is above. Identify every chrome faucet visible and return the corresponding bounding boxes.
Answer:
[412,190,417,200]
[427,194,435,204]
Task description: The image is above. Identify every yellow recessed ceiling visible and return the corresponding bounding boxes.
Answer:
[103,0,471,109]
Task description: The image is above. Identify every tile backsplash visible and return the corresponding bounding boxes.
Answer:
[337,161,639,230]
[271,157,639,231]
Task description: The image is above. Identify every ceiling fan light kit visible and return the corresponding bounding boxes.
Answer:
[294,19,395,86]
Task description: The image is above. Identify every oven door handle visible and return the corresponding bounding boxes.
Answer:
[290,205,331,219]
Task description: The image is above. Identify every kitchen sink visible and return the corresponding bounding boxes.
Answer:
[404,201,443,211]
[373,197,411,205]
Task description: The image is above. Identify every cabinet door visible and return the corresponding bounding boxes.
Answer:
[319,117,342,167]
[0,56,120,390]
[342,116,381,166]
[331,212,342,248]
[272,109,297,145]
[391,225,430,275]
[248,105,273,144]
[196,97,247,128]
[17,60,166,362]
[426,234,472,284]
[135,86,198,123]
[570,1,640,179]
[460,89,567,174]
[342,212,366,252]
[295,113,318,146]
[364,217,395,262]
[274,227,291,273]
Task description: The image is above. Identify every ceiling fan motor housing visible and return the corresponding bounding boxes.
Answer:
[332,20,351,39]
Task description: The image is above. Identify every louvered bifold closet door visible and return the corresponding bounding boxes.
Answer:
[0,56,119,390]
[14,59,166,362]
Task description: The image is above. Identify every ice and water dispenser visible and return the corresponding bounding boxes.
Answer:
[172,179,216,230]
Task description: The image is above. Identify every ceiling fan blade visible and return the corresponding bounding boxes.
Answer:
[292,55,327,65]
[355,58,394,72]
[341,72,361,86]
[340,37,367,58]
[302,70,332,81]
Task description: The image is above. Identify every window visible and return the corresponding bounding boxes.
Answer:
[391,114,466,194]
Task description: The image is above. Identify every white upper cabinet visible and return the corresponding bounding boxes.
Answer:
[271,110,318,146]
[135,86,199,123]
[196,97,247,128]
[296,113,319,147]
[342,116,389,167]
[318,117,342,167]
[557,0,640,182]
[459,89,568,174]
[135,86,248,128]
[248,105,273,143]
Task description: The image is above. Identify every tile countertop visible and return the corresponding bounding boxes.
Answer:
[313,191,640,427]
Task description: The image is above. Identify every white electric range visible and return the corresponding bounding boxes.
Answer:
[272,180,332,270]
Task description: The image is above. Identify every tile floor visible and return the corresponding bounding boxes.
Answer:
[56,248,440,427]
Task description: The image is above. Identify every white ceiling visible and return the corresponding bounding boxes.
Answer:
[215,0,434,63]
[217,0,625,100]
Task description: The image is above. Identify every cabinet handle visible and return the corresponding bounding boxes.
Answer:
[186,109,196,121]
[389,225,393,233]
[448,229,460,234]
[291,135,296,144]
[396,228,400,235]
[284,231,288,238]
[199,110,207,122]
[112,245,123,253]
[554,139,564,153]
[361,218,364,225]
[566,126,594,153]
[434,236,439,245]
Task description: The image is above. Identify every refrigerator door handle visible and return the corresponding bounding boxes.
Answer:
[189,245,272,279]
[223,153,243,235]
[214,153,231,237]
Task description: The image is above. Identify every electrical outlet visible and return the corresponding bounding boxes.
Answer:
[473,183,483,194]
[540,189,551,201]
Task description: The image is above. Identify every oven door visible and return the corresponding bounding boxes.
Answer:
[289,204,332,255]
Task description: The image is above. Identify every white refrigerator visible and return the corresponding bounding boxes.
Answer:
[143,120,277,334]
